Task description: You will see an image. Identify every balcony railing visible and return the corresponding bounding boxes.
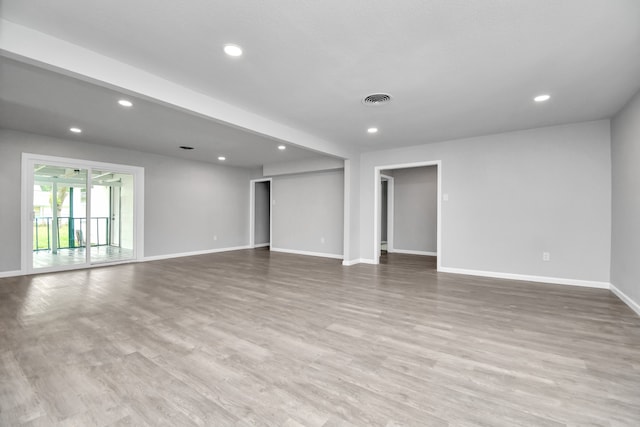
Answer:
[33,216,110,252]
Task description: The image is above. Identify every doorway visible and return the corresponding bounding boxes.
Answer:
[374,161,441,270]
[380,174,394,254]
[249,178,272,248]
[22,154,144,274]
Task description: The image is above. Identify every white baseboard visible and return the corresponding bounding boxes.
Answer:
[144,245,250,262]
[342,258,377,266]
[610,284,640,317]
[438,266,610,289]
[253,243,270,248]
[388,249,437,256]
[270,247,343,260]
[0,270,25,279]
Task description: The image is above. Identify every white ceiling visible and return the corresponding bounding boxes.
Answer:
[1,0,639,161]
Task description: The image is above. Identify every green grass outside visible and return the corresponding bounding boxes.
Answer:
[33,223,73,250]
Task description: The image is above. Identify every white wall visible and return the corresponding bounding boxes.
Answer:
[1,119,618,288]
[263,157,344,176]
[343,158,361,264]
[611,89,640,311]
[392,166,437,254]
[0,129,251,273]
[359,120,612,283]
[271,169,344,258]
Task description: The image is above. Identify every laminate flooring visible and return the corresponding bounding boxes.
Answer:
[1,249,639,426]
[32,246,134,269]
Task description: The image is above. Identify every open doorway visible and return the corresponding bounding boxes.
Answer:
[374,161,441,270]
[380,173,394,254]
[249,178,272,248]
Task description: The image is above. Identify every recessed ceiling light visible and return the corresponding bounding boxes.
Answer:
[224,44,243,57]
[218,156,226,161]
[69,127,82,133]
[118,99,133,107]
[179,146,194,150]
[278,145,286,150]
[534,94,551,102]
[367,127,378,134]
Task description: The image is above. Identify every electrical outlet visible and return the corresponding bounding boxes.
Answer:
[320,237,325,244]
[214,235,218,241]
[542,251,550,261]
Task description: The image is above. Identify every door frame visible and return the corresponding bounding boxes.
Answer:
[249,178,273,248]
[21,153,145,274]
[373,161,441,270]
[380,174,394,253]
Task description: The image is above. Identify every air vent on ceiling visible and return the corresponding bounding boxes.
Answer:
[362,93,392,105]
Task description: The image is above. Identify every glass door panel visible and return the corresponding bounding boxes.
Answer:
[90,170,134,264]
[32,164,88,270]
[26,155,141,274]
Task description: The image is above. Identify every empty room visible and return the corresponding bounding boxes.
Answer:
[1,1,639,425]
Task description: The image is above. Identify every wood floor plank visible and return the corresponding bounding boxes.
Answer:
[1,249,639,426]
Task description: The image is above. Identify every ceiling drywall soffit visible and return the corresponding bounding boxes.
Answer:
[1,0,640,154]
[0,58,337,167]
[0,20,353,161]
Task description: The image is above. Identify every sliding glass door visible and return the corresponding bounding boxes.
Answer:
[32,164,89,269]
[25,154,143,273]
[90,169,135,264]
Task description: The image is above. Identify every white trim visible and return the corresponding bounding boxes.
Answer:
[610,284,640,317]
[253,243,270,248]
[20,155,29,274]
[374,161,441,271]
[85,165,92,266]
[144,245,250,262]
[249,178,272,248]
[22,153,144,276]
[270,247,343,260]
[438,266,610,289]
[389,249,437,256]
[342,258,377,266]
[0,270,25,279]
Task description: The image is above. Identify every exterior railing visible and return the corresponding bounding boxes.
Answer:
[33,216,110,251]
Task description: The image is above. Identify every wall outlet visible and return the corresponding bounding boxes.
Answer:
[443,193,449,201]
[214,235,218,241]
[542,251,550,261]
[320,237,325,244]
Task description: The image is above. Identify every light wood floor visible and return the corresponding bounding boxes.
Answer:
[1,249,639,426]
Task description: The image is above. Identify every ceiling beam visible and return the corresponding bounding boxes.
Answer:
[0,19,356,160]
